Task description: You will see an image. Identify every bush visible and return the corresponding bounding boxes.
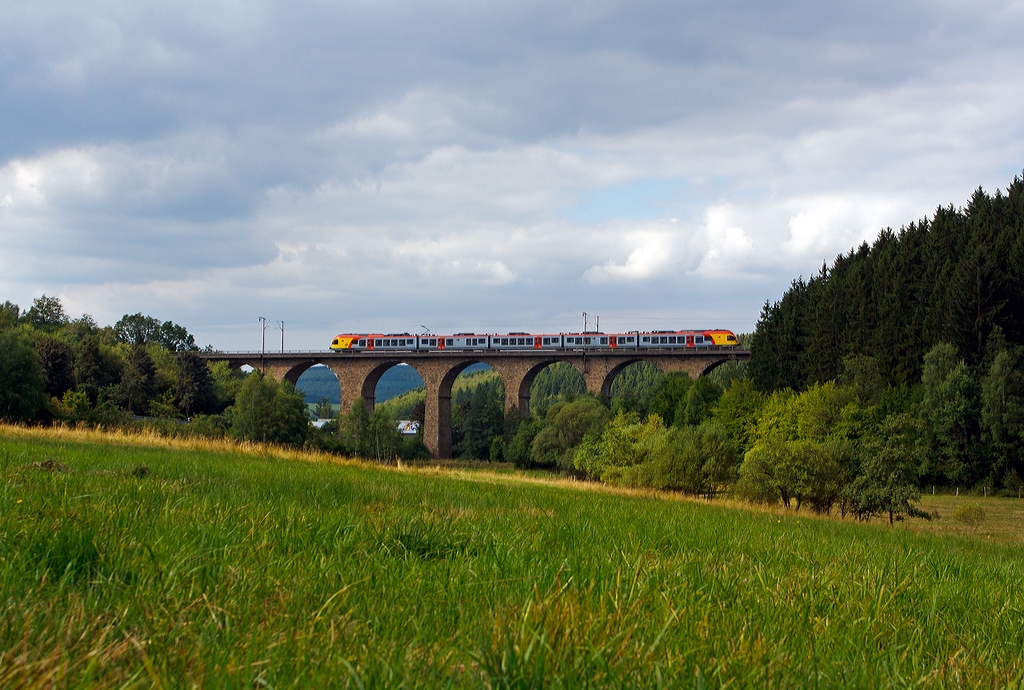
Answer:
[950,502,986,526]
[231,373,309,446]
[531,397,610,471]
[506,414,545,469]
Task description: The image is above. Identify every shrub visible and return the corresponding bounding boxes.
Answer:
[950,502,986,526]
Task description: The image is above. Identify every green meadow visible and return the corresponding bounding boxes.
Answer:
[2,427,1023,688]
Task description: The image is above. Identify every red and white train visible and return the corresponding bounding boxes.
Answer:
[329,329,739,352]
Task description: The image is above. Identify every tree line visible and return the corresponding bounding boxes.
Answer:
[0,296,425,458]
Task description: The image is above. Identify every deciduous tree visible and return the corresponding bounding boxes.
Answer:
[0,330,47,422]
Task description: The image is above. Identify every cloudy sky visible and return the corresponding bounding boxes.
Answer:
[2,0,1022,350]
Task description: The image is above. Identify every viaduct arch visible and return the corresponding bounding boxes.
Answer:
[202,349,749,458]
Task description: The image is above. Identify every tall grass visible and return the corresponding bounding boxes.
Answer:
[2,427,1023,687]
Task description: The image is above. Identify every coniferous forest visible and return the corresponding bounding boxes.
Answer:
[750,180,1024,390]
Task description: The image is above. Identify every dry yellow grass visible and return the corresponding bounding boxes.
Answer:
[0,423,359,468]
[905,494,1024,544]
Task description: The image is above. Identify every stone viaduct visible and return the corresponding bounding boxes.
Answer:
[199,349,750,458]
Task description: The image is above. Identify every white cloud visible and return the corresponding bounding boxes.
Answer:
[583,226,680,283]
[692,205,755,278]
[2,0,1023,346]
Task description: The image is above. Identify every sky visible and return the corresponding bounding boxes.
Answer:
[2,0,1023,351]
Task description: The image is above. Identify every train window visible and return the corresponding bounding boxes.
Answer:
[373,339,380,347]
[515,338,521,345]
[445,339,453,346]
[660,336,667,344]
[727,335,736,341]
[642,337,649,343]
[601,337,607,344]
[542,338,549,345]
[628,337,635,343]
[669,337,676,344]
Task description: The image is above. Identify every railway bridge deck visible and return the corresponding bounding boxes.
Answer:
[199,348,750,458]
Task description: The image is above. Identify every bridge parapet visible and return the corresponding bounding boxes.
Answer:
[199,349,750,458]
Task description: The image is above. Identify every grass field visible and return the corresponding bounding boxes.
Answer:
[2,426,1023,688]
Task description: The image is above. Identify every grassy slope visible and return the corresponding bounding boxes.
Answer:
[2,427,1023,688]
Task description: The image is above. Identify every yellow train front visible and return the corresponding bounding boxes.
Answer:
[329,334,370,350]
[705,330,739,346]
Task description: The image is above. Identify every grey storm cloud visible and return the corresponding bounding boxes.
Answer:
[1,0,1023,348]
